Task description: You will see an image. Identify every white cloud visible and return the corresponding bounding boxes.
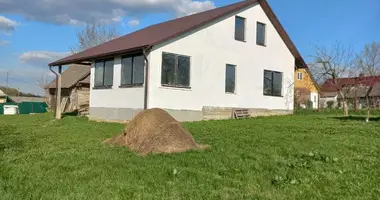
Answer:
[0,40,10,46]
[127,19,140,27]
[19,51,69,67]
[0,15,17,34]
[0,0,215,25]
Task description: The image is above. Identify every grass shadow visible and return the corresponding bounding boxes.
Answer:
[62,111,79,118]
[332,116,380,122]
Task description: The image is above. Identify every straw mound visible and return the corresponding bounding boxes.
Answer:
[104,108,205,155]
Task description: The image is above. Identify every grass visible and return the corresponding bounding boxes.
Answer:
[1,113,380,200]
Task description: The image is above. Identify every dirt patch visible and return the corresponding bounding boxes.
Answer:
[104,108,207,155]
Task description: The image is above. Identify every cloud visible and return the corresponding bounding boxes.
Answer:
[0,0,215,25]
[0,40,10,46]
[127,19,140,27]
[0,15,17,34]
[19,51,69,67]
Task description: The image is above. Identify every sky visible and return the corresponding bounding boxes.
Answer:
[0,0,379,95]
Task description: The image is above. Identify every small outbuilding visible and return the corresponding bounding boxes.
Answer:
[46,64,90,115]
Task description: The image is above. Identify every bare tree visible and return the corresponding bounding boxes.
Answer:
[356,41,380,121]
[71,21,119,53]
[310,42,356,116]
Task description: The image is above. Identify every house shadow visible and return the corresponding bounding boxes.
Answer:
[332,116,380,122]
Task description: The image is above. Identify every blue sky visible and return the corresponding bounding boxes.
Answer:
[0,0,379,94]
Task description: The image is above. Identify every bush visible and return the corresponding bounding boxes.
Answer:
[327,101,334,109]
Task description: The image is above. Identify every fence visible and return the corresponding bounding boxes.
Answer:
[0,102,48,115]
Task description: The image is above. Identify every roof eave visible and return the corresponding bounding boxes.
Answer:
[49,46,149,67]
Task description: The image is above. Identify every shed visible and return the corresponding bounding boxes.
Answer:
[46,64,90,114]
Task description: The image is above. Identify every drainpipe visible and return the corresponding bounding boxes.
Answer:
[143,47,151,110]
[49,66,58,117]
[49,65,62,119]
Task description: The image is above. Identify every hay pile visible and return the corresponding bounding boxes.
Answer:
[104,108,205,155]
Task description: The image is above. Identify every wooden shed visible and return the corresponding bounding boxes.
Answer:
[46,64,90,115]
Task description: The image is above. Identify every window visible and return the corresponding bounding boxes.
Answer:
[161,52,190,88]
[94,59,114,88]
[235,16,245,41]
[297,72,303,80]
[263,70,282,96]
[225,64,236,93]
[121,54,145,86]
[256,22,266,46]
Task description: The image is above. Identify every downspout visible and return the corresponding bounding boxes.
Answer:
[49,66,59,117]
[143,47,151,110]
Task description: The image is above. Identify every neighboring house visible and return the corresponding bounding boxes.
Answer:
[320,76,380,108]
[294,68,320,109]
[369,82,380,108]
[0,90,6,103]
[49,0,307,122]
[8,96,45,103]
[46,64,90,114]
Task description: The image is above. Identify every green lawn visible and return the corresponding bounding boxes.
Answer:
[1,113,380,200]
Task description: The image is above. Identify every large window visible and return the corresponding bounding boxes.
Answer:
[256,22,266,46]
[121,54,145,86]
[161,52,190,88]
[225,64,236,93]
[94,59,114,88]
[235,16,245,41]
[263,70,282,96]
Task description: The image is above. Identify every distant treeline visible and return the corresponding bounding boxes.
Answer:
[0,86,42,97]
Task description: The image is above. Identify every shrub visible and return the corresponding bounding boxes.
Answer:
[327,101,334,109]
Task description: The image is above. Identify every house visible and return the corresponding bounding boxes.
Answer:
[294,68,320,109]
[46,64,90,114]
[320,76,380,109]
[369,82,380,108]
[49,0,307,122]
[0,90,6,103]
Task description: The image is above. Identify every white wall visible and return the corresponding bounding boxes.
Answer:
[148,3,294,111]
[310,92,319,109]
[90,56,144,109]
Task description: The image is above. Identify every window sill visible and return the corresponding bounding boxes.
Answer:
[226,92,236,95]
[264,94,283,97]
[93,86,113,90]
[160,85,191,91]
[119,84,143,88]
[235,39,246,43]
[257,43,266,47]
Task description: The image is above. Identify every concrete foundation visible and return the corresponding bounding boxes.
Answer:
[89,106,292,123]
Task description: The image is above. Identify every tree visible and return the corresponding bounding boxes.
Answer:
[310,42,356,116]
[70,21,119,53]
[355,41,380,121]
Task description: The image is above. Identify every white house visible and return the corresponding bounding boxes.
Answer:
[49,0,307,122]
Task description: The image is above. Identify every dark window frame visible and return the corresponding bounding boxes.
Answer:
[297,72,303,80]
[256,22,266,46]
[161,52,191,89]
[225,64,236,94]
[120,53,145,88]
[263,70,283,97]
[93,58,114,89]
[235,16,246,42]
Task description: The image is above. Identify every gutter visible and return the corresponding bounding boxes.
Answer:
[142,47,152,110]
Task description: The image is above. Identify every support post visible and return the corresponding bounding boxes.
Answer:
[56,66,62,119]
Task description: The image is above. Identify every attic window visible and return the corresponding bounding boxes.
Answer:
[235,16,245,42]
[297,72,303,80]
[256,22,266,46]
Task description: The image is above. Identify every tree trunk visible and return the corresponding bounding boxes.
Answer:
[343,101,349,116]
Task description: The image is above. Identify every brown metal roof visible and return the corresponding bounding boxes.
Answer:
[49,0,306,68]
[47,64,90,89]
[369,82,380,97]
